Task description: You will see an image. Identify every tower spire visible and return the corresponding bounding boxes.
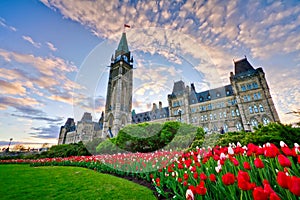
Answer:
[115,32,129,57]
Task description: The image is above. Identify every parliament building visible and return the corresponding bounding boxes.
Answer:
[58,32,280,144]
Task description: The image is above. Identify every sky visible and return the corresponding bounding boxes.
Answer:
[0,0,300,149]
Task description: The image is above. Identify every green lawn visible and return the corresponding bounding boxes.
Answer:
[0,164,156,200]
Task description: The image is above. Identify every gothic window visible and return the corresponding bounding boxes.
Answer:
[201,115,204,121]
[247,84,252,90]
[214,113,217,120]
[236,109,240,116]
[253,93,257,100]
[252,82,258,89]
[244,96,248,102]
[210,114,213,120]
[249,106,253,114]
[241,85,246,91]
[263,117,270,125]
[223,124,228,132]
[219,112,223,119]
[208,104,212,110]
[247,95,251,101]
[254,105,259,113]
[223,111,227,118]
[259,104,264,112]
[203,127,209,133]
[204,115,208,121]
[257,92,261,99]
[231,110,235,117]
[236,122,243,131]
[251,118,259,127]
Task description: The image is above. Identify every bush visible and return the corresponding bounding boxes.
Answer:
[102,121,204,153]
[42,142,91,158]
[214,122,300,147]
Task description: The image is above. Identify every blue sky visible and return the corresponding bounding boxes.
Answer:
[0,0,300,148]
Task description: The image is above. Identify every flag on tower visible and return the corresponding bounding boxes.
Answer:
[124,24,131,28]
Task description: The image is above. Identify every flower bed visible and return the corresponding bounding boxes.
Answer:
[1,142,299,200]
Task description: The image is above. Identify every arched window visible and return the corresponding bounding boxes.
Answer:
[249,106,253,114]
[259,104,264,112]
[263,117,270,125]
[254,105,259,113]
[223,124,228,132]
[236,122,243,131]
[251,118,259,127]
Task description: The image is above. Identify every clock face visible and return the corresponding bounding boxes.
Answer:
[122,55,128,62]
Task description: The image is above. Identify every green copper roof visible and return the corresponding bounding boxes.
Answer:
[115,32,129,56]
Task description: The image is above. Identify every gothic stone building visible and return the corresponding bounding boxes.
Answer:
[58,112,103,145]
[132,58,280,133]
[59,32,280,144]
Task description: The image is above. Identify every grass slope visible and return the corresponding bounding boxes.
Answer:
[0,165,156,200]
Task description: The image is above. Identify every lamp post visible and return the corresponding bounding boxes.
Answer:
[6,138,13,152]
[178,109,182,122]
[247,121,251,132]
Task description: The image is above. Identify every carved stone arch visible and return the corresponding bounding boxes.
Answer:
[120,114,127,128]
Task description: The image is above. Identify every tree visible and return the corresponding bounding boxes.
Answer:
[12,144,26,152]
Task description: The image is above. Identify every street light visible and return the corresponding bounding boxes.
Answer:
[178,109,182,122]
[246,121,251,132]
[6,138,13,152]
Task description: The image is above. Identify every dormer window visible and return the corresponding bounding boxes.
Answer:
[226,90,230,95]
[207,95,211,100]
[216,92,220,97]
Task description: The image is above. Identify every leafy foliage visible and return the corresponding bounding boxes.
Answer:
[41,142,91,158]
[215,123,300,147]
[97,121,204,153]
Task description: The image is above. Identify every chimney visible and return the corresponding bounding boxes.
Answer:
[191,83,196,92]
[159,101,162,109]
[152,103,157,111]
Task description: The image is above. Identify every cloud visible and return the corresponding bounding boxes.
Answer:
[22,35,41,48]
[39,0,300,124]
[0,80,27,96]
[29,125,60,139]
[46,42,57,51]
[0,17,17,31]
[11,114,63,122]
[0,49,79,105]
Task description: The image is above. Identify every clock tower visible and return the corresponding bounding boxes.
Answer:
[102,32,133,137]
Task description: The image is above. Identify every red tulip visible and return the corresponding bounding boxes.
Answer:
[178,177,183,183]
[155,177,160,187]
[254,157,264,168]
[288,176,300,196]
[276,171,290,189]
[237,171,251,190]
[243,161,251,170]
[209,174,216,182]
[193,172,198,179]
[270,192,281,200]
[195,181,207,195]
[184,173,189,180]
[200,172,207,181]
[277,154,291,167]
[264,143,279,158]
[222,172,235,186]
[253,187,269,200]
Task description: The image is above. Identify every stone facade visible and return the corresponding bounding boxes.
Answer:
[58,112,103,145]
[132,58,280,133]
